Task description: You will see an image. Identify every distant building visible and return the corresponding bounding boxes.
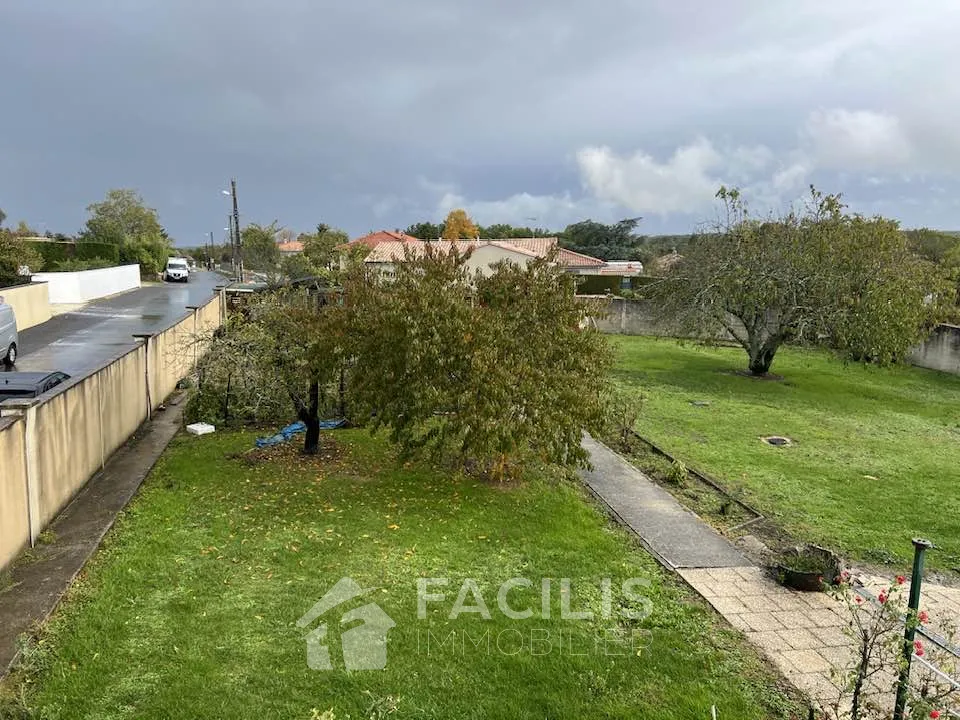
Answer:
[345,230,420,252]
[361,235,625,279]
[355,231,645,290]
[277,240,305,256]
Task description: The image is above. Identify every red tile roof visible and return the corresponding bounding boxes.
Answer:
[364,237,604,268]
[556,247,605,268]
[347,230,420,250]
[277,240,304,253]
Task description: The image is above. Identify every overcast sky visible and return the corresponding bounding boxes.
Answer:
[2,0,960,243]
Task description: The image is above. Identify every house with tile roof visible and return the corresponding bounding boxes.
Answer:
[364,239,544,278]
[346,230,420,251]
[277,240,305,256]
[360,234,644,285]
[352,231,644,292]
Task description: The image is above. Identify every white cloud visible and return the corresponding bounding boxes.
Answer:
[418,102,956,232]
[576,139,725,215]
[434,190,605,228]
[804,109,912,171]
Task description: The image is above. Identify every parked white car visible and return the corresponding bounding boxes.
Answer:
[0,297,19,367]
[163,257,189,283]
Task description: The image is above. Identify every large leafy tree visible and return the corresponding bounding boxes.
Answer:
[905,228,960,317]
[559,218,647,261]
[479,223,537,239]
[279,224,356,281]
[240,222,281,272]
[404,221,442,240]
[657,187,944,375]
[190,288,347,454]
[904,228,960,264]
[302,224,349,271]
[441,209,479,239]
[343,247,611,477]
[81,189,172,274]
[255,290,346,453]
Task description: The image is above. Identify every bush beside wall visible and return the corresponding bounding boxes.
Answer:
[24,241,74,267]
[76,241,120,264]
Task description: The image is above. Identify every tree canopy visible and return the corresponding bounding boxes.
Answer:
[656,187,945,375]
[241,222,281,272]
[343,247,611,477]
[191,245,612,469]
[441,209,479,239]
[404,221,443,240]
[81,189,172,275]
[279,224,355,281]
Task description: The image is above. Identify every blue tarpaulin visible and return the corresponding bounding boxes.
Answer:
[255,419,346,448]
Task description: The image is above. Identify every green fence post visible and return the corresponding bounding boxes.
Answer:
[892,538,933,720]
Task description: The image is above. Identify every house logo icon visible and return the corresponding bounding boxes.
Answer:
[297,577,396,671]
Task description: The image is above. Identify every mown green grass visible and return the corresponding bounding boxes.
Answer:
[611,336,960,571]
[2,430,798,719]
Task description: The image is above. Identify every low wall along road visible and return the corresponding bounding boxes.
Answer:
[31,264,141,304]
[0,293,223,571]
[0,283,51,330]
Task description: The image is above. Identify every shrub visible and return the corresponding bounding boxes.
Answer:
[51,258,115,272]
[76,241,120,264]
[23,240,72,268]
[604,386,645,452]
[667,458,688,487]
[0,231,44,285]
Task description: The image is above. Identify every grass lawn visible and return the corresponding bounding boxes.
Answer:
[2,430,798,719]
[611,336,960,572]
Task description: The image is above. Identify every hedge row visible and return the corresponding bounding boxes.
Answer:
[77,241,120,263]
[22,240,121,269]
[24,240,73,267]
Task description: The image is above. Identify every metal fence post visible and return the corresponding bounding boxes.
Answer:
[893,537,933,720]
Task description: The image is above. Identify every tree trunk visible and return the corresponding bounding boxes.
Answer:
[302,379,321,455]
[742,309,785,376]
[748,344,778,375]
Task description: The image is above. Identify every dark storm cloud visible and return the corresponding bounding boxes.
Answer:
[2,0,960,241]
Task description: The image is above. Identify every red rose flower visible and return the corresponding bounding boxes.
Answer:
[896,575,906,585]
[855,596,864,605]
[878,591,887,604]
[914,639,925,657]
[918,610,929,624]
[929,710,940,719]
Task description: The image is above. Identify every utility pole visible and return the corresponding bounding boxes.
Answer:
[208,231,214,270]
[230,179,242,282]
[227,214,234,272]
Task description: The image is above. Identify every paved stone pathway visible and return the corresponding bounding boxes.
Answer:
[581,435,747,569]
[581,435,960,710]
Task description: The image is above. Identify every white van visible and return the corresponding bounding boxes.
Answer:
[164,257,189,283]
[0,297,18,367]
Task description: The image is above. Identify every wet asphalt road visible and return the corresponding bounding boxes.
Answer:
[4,272,224,377]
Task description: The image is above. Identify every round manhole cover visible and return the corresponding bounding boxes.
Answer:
[762,436,792,447]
